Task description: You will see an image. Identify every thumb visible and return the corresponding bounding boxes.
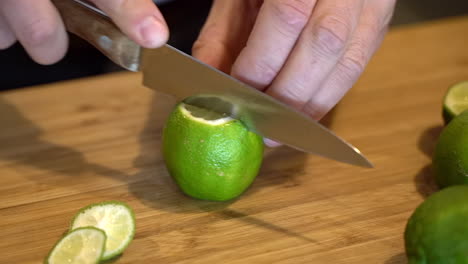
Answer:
[91,0,169,48]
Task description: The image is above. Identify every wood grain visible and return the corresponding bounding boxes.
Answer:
[2,16,468,263]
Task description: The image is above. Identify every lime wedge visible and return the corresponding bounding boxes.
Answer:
[45,227,106,264]
[443,81,468,124]
[70,202,135,260]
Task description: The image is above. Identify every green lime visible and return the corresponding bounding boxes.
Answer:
[404,185,468,263]
[162,101,264,201]
[433,110,468,188]
[442,81,468,124]
[45,227,106,264]
[70,202,135,260]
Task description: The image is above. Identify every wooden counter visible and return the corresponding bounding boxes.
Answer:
[2,16,468,263]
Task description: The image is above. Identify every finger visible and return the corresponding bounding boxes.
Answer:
[0,0,68,65]
[265,0,365,111]
[0,15,16,49]
[91,0,168,48]
[192,0,260,73]
[302,0,396,120]
[231,0,316,90]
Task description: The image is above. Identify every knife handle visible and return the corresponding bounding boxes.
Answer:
[51,0,141,71]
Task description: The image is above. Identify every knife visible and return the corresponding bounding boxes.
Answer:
[51,0,373,168]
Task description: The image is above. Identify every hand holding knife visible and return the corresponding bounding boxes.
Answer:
[7,0,375,168]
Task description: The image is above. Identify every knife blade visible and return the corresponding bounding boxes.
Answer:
[53,0,373,168]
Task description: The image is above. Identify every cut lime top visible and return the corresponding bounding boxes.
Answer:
[182,103,234,125]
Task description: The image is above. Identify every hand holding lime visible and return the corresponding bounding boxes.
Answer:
[162,102,264,201]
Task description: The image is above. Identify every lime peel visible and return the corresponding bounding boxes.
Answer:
[405,185,468,263]
[433,110,468,188]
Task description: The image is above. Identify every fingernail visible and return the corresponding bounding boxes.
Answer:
[264,138,282,148]
[139,16,167,48]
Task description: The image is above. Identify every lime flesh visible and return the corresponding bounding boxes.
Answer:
[443,81,468,124]
[162,102,264,201]
[70,202,135,260]
[46,227,106,264]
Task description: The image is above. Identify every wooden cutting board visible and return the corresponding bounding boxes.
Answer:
[2,16,468,264]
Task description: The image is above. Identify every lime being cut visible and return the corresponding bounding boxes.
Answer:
[162,100,264,201]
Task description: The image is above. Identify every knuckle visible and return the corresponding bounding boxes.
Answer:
[271,80,311,108]
[232,56,279,88]
[281,87,307,105]
[269,0,311,29]
[364,15,385,38]
[303,101,329,120]
[338,49,367,82]
[313,15,351,55]
[363,2,395,32]
[254,60,280,85]
[22,18,56,46]
[193,26,222,52]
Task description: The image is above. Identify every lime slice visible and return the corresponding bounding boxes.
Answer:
[70,202,135,260]
[162,101,264,201]
[45,227,106,264]
[443,81,468,124]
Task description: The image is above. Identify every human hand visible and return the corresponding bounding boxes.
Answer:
[193,0,396,121]
[0,0,169,65]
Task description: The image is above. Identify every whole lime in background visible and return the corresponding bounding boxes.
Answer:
[162,102,264,201]
[433,110,468,188]
[404,185,468,263]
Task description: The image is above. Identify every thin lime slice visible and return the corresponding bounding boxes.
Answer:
[443,81,468,124]
[70,202,135,260]
[45,227,106,264]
